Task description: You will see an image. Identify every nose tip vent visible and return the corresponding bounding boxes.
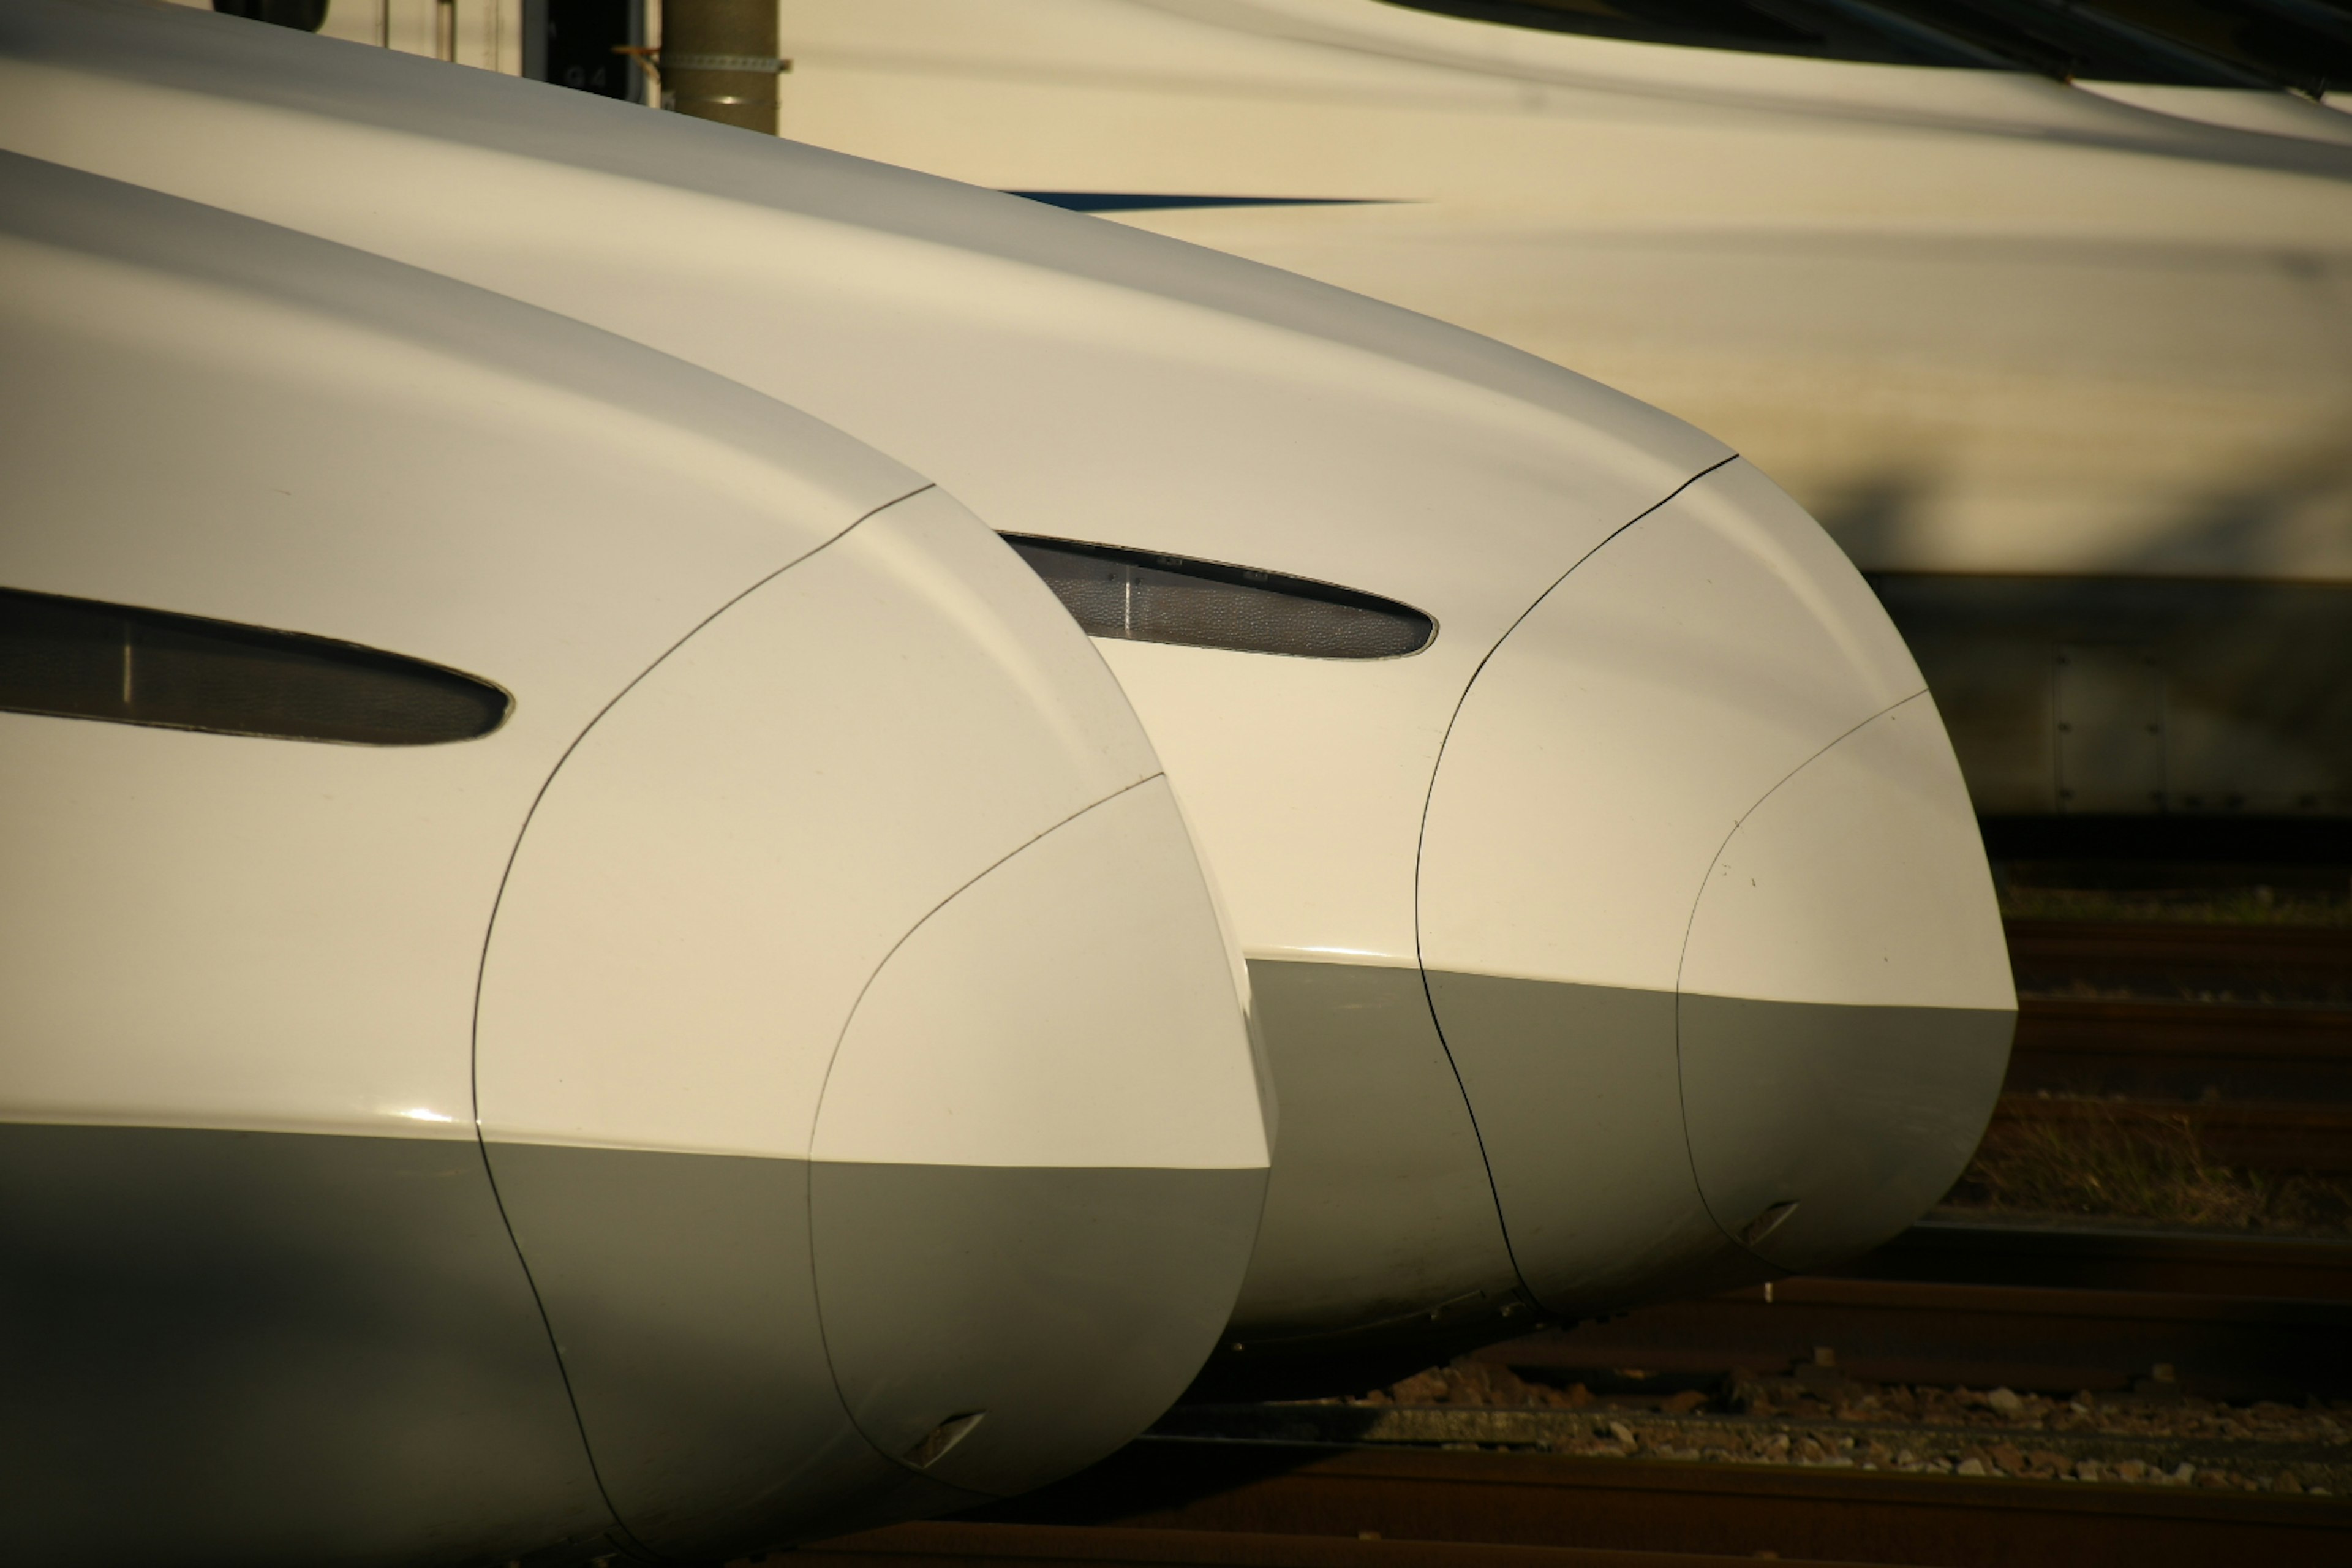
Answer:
[1740,1201,1801,1250]
[902,1412,986,1470]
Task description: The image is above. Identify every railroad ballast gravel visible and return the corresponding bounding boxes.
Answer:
[1161,1362,2352,1496]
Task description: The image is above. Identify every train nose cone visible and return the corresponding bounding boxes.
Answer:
[1677,696,2015,1272]
[1419,459,2014,1316]
[809,776,1270,1500]
[473,491,1267,1555]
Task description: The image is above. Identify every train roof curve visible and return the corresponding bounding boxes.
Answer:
[0,0,1771,645]
[0,145,926,729]
[1,0,1728,473]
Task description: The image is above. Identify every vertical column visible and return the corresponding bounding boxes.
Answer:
[659,0,783,134]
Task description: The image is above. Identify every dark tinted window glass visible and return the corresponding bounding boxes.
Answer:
[214,0,329,32]
[0,587,510,745]
[1006,537,1434,660]
[2073,0,2352,92]
[544,0,638,99]
[1875,0,2282,82]
[1382,0,2282,81]
[1380,0,2028,67]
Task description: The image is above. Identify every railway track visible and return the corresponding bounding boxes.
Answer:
[1826,1219,2352,1300]
[1471,1223,2352,1403]
[794,1441,2352,1568]
[2007,998,2352,1108]
[2003,919,2352,1003]
[2002,919,2351,1114]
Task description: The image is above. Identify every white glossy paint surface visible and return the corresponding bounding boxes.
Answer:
[1420,459,1921,996]
[0,0,1738,974]
[0,154,919,1140]
[2,3,2033,1327]
[813,776,1268,1170]
[2073,81,2352,148]
[1096,641,1458,965]
[767,0,2352,586]
[1681,692,2015,1012]
[473,489,1169,1160]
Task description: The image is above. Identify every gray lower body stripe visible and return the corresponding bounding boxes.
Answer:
[0,1122,616,1568]
[6,1122,1269,1567]
[484,1144,1267,1556]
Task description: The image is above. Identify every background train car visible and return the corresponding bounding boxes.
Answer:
[0,146,1268,1564]
[754,0,2352,872]
[4,1,2015,1376]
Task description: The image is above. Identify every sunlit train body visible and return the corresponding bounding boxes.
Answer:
[0,143,1271,1564]
[4,0,2011,1499]
[759,0,2352,836]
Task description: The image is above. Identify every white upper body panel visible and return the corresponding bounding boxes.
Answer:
[0,151,921,1141]
[1419,460,1925,995]
[1679,690,2011,1011]
[1138,0,2348,147]
[2071,81,2352,148]
[0,149,1234,1162]
[763,0,2352,585]
[810,774,1270,1169]
[0,0,1745,961]
[474,491,1261,1169]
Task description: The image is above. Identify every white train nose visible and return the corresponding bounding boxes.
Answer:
[475,494,1269,1554]
[809,776,1272,1502]
[1676,693,2016,1272]
[1419,460,2014,1316]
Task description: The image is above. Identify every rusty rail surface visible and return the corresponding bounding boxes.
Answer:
[1466,1223,2352,1401]
[2006,998,2352,1107]
[2003,920,2352,998]
[797,1442,2351,1568]
[1478,1276,2351,1402]
[1822,1221,2352,1301]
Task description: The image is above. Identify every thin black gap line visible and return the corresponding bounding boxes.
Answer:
[464,483,933,1547]
[1007,192,1401,212]
[800,771,1170,1477]
[1666,684,1932,1257]
[1408,455,1738,1311]
[462,1137,651,1566]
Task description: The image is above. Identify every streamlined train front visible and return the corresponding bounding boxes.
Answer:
[764,0,2352,838]
[0,0,2013,1384]
[0,150,1267,1565]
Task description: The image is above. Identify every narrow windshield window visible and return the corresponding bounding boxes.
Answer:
[1379,0,2288,84]
[1379,0,2030,68]
[2068,0,2352,93]
[1006,536,1434,660]
[0,586,511,745]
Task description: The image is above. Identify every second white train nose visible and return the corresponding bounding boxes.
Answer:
[1676,692,2016,1272]
[1419,460,2016,1315]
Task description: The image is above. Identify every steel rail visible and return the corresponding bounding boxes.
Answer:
[797,1442,2352,1568]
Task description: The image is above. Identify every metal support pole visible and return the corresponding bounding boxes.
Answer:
[657,0,784,134]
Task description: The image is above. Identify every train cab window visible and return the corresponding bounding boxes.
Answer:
[0,586,511,744]
[1005,536,1434,660]
[2069,0,2352,93]
[1378,0,2027,68]
[212,0,329,31]
[1379,0,2286,83]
